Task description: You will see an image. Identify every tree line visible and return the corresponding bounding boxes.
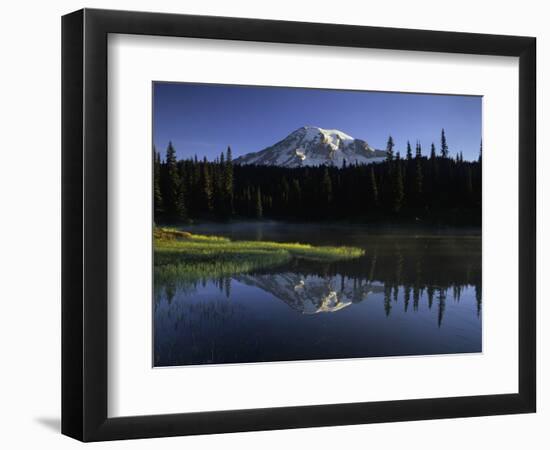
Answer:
[154,129,482,225]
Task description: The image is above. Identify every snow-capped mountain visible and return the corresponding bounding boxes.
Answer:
[234,126,387,168]
[235,273,384,314]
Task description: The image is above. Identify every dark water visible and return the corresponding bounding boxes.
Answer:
[154,222,481,367]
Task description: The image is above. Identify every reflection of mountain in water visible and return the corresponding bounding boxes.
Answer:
[154,229,482,366]
[236,273,384,314]
[154,232,482,325]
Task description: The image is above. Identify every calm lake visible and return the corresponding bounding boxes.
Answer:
[154,222,481,367]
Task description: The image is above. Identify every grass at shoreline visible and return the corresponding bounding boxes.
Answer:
[154,227,364,283]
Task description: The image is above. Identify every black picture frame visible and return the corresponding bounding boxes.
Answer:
[62,8,536,442]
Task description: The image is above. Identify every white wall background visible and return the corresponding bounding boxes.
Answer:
[0,0,546,448]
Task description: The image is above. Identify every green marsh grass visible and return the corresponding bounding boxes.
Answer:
[154,227,364,284]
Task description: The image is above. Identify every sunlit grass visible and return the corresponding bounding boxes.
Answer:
[154,227,364,283]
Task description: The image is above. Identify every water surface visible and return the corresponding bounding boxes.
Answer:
[154,222,481,366]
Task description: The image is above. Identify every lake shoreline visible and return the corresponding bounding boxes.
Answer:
[158,219,482,238]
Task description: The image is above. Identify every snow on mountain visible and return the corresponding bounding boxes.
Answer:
[234,126,387,168]
[235,273,384,315]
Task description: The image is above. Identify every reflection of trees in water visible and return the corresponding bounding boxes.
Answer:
[285,237,481,290]
[155,274,236,306]
[154,296,247,366]
[475,283,482,317]
[413,286,421,311]
[437,288,446,328]
[157,280,478,334]
[155,235,481,329]
[404,286,410,312]
[384,285,392,317]
[268,236,482,321]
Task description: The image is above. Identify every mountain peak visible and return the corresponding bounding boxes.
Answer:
[234,126,386,168]
[294,126,354,141]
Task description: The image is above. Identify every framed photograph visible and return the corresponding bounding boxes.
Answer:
[61,8,536,441]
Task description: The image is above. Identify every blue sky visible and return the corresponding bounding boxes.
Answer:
[153,82,482,161]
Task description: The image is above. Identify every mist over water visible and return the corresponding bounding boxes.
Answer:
[154,222,481,366]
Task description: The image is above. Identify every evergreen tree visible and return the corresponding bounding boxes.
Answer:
[201,158,213,212]
[219,151,225,168]
[224,146,234,215]
[416,141,422,158]
[369,166,378,206]
[321,167,333,206]
[156,126,481,225]
[430,142,438,197]
[255,187,263,219]
[392,157,404,213]
[440,128,449,158]
[385,135,395,162]
[153,146,163,218]
[464,166,473,199]
[290,179,302,214]
[175,180,187,221]
[406,141,413,160]
[280,176,290,210]
[244,186,252,216]
[415,150,423,201]
[214,151,226,213]
[165,141,185,221]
